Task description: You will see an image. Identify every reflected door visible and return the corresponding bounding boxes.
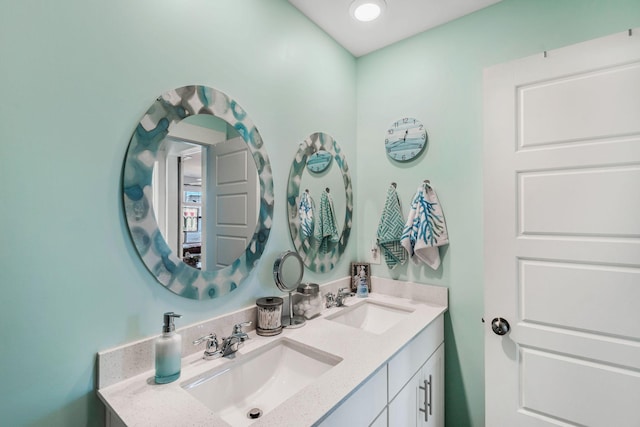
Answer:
[484,30,640,426]
[204,136,258,269]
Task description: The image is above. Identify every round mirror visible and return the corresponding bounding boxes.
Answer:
[273,250,304,292]
[286,132,353,272]
[123,85,274,300]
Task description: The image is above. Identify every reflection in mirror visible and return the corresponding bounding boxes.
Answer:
[306,150,332,174]
[287,133,353,273]
[299,162,345,237]
[153,115,259,271]
[123,85,273,300]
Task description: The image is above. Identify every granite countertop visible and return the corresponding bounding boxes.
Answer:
[98,278,447,426]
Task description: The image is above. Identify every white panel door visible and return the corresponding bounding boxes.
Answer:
[204,136,258,269]
[484,29,640,426]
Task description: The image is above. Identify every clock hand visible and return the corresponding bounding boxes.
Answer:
[403,130,408,142]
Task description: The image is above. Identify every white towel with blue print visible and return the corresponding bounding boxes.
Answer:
[298,191,315,239]
[400,183,448,270]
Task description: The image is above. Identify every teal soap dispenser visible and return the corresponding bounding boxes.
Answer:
[155,312,182,384]
[357,276,369,298]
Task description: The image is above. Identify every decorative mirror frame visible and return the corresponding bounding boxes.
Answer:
[286,132,353,272]
[123,85,274,300]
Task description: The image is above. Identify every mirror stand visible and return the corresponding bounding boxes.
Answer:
[282,291,306,329]
[273,250,306,328]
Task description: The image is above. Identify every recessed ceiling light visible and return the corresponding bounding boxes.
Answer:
[349,0,386,22]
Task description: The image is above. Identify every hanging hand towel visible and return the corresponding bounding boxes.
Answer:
[298,190,315,239]
[376,185,408,269]
[400,183,449,270]
[314,190,339,253]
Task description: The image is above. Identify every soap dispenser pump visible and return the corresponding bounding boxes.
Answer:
[155,312,182,384]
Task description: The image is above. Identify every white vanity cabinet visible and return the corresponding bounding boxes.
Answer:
[97,283,448,427]
[318,314,444,427]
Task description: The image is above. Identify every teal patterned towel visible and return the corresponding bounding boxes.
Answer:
[376,185,408,269]
[314,190,339,253]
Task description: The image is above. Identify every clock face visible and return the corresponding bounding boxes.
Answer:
[306,150,332,174]
[385,117,428,162]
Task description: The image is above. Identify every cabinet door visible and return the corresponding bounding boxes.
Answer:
[389,344,444,427]
[419,344,444,427]
[318,366,387,427]
[388,368,419,426]
[370,408,387,427]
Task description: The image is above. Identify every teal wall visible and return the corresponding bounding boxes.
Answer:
[0,1,355,426]
[355,1,640,426]
[1,0,639,426]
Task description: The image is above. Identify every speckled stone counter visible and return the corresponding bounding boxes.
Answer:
[97,277,447,426]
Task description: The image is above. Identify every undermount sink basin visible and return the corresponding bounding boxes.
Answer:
[182,338,341,426]
[326,300,414,334]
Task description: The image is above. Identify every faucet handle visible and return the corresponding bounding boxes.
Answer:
[232,321,252,343]
[233,321,252,335]
[193,333,219,354]
[325,292,336,308]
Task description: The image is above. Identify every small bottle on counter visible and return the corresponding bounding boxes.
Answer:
[155,312,182,384]
[357,277,369,298]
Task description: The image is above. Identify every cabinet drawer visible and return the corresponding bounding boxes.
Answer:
[387,315,443,400]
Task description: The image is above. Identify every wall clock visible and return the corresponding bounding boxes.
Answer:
[385,117,428,162]
[306,149,332,174]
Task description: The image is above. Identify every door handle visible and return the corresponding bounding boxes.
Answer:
[491,317,510,335]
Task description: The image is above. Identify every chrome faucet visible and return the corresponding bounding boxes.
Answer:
[193,321,252,359]
[220,321,251,357]
[325,287,353,308]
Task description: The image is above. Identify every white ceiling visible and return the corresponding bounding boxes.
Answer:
[288,0,502,57]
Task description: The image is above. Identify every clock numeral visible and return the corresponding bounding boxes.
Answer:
[419,125,424,130]
[403,118,409,123]
[388,129,394,134]
[421,133,426,138]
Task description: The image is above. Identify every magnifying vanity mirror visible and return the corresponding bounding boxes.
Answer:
[287,132,353,272]
[273,250,305,328]
[123,85,273,300]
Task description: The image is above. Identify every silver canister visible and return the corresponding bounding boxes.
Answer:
[256,296,284,336]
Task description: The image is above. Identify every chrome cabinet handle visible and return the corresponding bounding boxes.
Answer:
[428,374,432,416]
[418,375,432,422]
